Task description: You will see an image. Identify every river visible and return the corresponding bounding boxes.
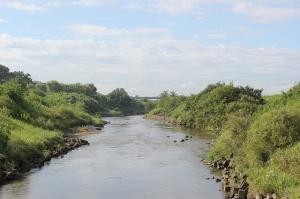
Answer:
[0,116,223,199]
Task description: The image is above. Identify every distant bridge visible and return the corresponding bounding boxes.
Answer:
[133,96,160,100]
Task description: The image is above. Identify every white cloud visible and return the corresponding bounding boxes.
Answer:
[153,0,300,23]
[232,1,300,23]
[207,33,227,40]
[0,18,8,23]
[72,0,114,6]
[0,0,299,22]
[66,24,170,37]
[0,26,299,95]
[0,0,46,12]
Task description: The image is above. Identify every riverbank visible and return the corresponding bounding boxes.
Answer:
[147,84,300,199]
[149,113,287,199]
[0,115,224,199]
[0,137,90,185]
[0,114,108,185]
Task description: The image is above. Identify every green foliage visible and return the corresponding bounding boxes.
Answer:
[46,81,97,97]
[0,65,10,83]
[8,71,32,86]
[246,143,300,196]
[150,83,264,133]
[149,91,185,117]
[208,112,250,160]
[0,114,63,172]
[150,82,300,198]
[0,122,10,152]
[0,81,24,103]
[247,167,298,196]
[245,107,300,165]
[107,88,146,115]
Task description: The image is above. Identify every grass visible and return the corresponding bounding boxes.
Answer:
[0,113,63,172]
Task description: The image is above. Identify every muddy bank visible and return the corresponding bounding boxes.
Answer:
[0,137,89,185]
[74,122,110,136]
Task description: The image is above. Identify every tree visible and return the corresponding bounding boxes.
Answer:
[108,88,131,109]
[0,65,10,83]
[0,122,10,152]
[9,71,32,86]
[47,81,64,93]
[0,82,24,103]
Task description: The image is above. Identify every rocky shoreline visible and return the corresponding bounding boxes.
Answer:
[206,157,248,199]
[206,158,286,199]
[0,137,89,185]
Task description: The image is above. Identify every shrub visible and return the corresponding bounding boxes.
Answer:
[245,107,300,165]
[0,122,10,152]
[247,167,298,196]
[208,113,249,160]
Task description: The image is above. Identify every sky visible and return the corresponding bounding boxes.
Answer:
[0,0,299,96]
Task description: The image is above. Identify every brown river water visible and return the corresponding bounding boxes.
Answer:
[0,116,223,199]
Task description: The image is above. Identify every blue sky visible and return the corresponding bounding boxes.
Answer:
[0,0,299,96]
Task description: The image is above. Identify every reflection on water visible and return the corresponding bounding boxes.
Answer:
[0,116,223,199]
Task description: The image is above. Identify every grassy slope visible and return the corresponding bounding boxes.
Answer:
[1,113,63,175]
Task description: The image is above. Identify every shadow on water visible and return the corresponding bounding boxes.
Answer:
[0,115,223,199]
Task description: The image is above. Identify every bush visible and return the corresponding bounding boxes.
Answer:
[0,122,10,152]
[208,113,249,160]
[245,107,300,165]
[247,167,298,196]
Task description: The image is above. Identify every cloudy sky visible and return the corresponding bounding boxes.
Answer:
[0,0,299,96]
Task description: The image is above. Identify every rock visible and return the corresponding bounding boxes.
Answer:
[224,185,231,192]
[211,162,217,167]
[271,193,278,199]
[237,189,246,199]
[256,193,263,199]
[232,187,240,195]
[173,140,177,143]
[266,193,272,199]
[167,136,170,138]
[222,160,230,168]
[217,163,224,169]
[181,139,185,142]
[240,180,249,190]
[216,178,221,183]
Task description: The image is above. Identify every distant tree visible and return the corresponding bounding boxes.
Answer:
[34,82,47,96]
[0,82,24,103]
[9,71,32,86]
[0,65,10,83]
[47,81,64,93]
[84,84,97,96]
[108,88,131,108]
[0,122,10,152]
[159,91,169,98]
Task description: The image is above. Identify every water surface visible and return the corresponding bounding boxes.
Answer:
[0,116,223,199]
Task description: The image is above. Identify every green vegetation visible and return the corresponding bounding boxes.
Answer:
[148,82,300,198]
[0,64,151,182]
